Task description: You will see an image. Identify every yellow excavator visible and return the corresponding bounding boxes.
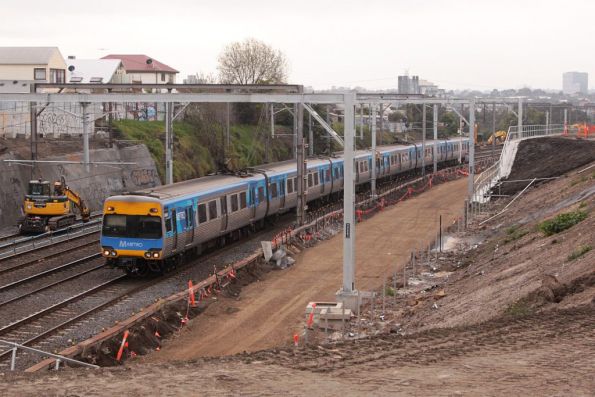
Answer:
[486,130,508,145]
[19,176,91,234]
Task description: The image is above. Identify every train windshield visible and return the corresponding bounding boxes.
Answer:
[102,215,162,239]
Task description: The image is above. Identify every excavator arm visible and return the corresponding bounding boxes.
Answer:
[63,187,91,222]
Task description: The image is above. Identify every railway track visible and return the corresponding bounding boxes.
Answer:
[0,216,102,260]
[0,274,144,369]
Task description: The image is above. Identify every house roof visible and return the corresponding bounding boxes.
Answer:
[66,59,123,83]
[0,47,63,65]
[101,54,178,73]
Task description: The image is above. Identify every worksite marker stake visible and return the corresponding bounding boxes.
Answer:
[293,333,299,347]
[188,280,197,307]
[116,330,129,362]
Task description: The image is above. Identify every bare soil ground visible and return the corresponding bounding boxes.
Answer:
[500,136,595,195]
[1,156,594,396]
[143,177,469,359]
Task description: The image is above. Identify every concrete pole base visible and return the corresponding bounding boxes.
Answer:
[336,289,360,312]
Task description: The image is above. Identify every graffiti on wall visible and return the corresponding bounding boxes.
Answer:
[130,168,159,187]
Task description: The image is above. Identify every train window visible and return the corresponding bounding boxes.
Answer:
[314,173,319,185]
[198,204,207,224]
[257,186,265,202]
[293,177,297,189]
[287,178,294,194]
[326,169,331,181]
[270,182,278,198]
[308,174,313,188]
[279,181,285,196]
[240,192,247,209]
[165,215,172,232]
[208,200,217,220]
[365,161,369,172]
[230,194,239,212]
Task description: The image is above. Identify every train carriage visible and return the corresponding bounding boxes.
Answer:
[100,138,469,274]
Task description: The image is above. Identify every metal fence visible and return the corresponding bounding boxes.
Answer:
[470,123,565,208]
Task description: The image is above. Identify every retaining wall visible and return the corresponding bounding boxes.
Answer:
[0,144,161,228]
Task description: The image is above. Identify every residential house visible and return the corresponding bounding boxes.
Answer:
[0,47,67,86]
[66,58,128,85]
[101,54,178,84]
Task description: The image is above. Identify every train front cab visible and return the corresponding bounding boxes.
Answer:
[100,197,165,275]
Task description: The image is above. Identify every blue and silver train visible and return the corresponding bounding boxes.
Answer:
[100,139,469,274]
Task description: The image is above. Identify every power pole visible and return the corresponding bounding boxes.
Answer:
[82,102,90,173]
[326,104,331,154]
[371,103,377,198]
[29,84,38,179]
[491,103,496,158]
[379,102,383,146]
[293,103,298,159]
[433,104,438,173]
[337,92,358,311]
[165,101,174,184]
[467,101,476,200]
[422,103,426,176]
[296,101,306,226]
[308,110,313,156]
[265,104,270,163]
[518,98,523,138]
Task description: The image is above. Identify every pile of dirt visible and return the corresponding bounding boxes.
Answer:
[501,137,595,195]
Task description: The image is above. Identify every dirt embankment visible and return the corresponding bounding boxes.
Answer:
[501,136,595,195]
[1,143,594,396]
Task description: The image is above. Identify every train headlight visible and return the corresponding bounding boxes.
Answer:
[103,249,110,256]
[144,252,151,259]
[110,251,117,257]
[27,204,32,209]
[152,252,160,258]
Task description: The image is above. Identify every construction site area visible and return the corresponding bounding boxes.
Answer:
[0,132,593,396]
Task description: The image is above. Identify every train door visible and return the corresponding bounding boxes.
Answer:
[187,205,194,244]
[319,168,325,194]
[355,160,360,183]
[219,196,228,232]
[279,177,286,209]
[171,209,178,251]
[249,183,257,219]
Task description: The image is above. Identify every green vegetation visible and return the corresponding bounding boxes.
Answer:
[567,245,592,261]
[113,120,293,183]
[504,225,528,243]
[505,299,533,317]
[538,210,588,236]
[384,286,396,297]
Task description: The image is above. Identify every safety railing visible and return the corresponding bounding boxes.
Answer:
[0,339,98,371]
[470,123,565,210]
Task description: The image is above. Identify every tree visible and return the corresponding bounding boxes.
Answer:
[217,38,288,84]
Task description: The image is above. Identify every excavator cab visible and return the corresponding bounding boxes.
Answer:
[27,180,51,198]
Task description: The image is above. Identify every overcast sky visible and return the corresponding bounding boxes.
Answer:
[1,0,593,91]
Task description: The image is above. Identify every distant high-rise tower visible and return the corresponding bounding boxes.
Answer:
[398,74,420,94]
[562,71,588,95]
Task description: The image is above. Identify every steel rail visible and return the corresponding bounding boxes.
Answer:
[0,253,102,293]
[0,261,105,309]
[0,241,99,276]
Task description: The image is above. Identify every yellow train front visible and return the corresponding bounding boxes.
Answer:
[100,196,166,276]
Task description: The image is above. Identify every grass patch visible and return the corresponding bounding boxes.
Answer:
[538,210,588,236]
[503,225,528,243]
[113,120,293,183]
[505,299,534,317]
[384,286,396,297]
[568,245,592,261]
